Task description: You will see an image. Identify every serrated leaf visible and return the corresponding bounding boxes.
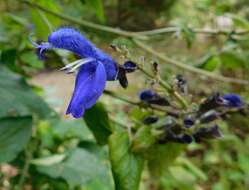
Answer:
[37,148,113,189]
[84,102,112,145]
[0,116,32,163]
[147,143,184,177]
[109,131,144,190]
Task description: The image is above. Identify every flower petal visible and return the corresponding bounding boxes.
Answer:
[48,27,96,58]
[66,61,106,118]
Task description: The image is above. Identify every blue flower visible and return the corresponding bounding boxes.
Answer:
[222,94,244,108]
[31,27,118,118]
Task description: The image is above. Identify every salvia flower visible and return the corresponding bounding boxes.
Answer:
[31,27,118,118]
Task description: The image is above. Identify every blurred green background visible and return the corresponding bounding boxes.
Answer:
[0,0,249,189]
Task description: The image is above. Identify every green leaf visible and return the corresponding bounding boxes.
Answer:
[52,119,93,141]
[37,148,113,189]
[30,154,66,166]
[169,166,197,185]
[229,14,249,30]
[30,0,61,38]
[131,126,156,152]
[147,143,184,177]
[219,51,247,69]
[198,54,220,71]
[20,51,44,69]
[84,102,112,145]
[176,157,207,181]
[0,116,32,163]
[84,0,106,23]
[180,24,196,48]
[109,131,144,190]
[0,66,55,119]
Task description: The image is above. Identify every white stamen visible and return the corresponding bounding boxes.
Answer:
[60,58,95,73]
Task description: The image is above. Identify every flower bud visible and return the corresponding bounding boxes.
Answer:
[123,61,137,73]
[193,125,222,142]
[183,116,195,128]
[143,116,159,124]
[199,110,219,123]
[139,89,170,106]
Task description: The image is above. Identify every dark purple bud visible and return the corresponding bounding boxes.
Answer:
[184,116,195,128]
[199,110,219,123]
[193,125,222,142]
[143,116,159,124]
[123,61,137,73]
[198,93,223,115]
[176,134,193,144]
[221,94,244,108]
[139,89,170,106]
[117,67,128,88]
[139,89,156,101]
[162,130,193,144]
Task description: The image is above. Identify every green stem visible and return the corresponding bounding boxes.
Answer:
[104,90,181,116]
[133,39,249,85]
[135,27,249,36]
[21,0,146,40]
[21,0,249,39]
[16,148,32,190]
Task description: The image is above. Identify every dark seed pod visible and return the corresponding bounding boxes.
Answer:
[152,61,158,73]
[183,116,195,128]
[193,125,222,142]
[143,116,159,124]
[117,66,128,88]
[199,110,219,123]
[123,61,137,73]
